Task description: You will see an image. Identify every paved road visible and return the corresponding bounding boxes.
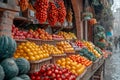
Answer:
[105,49,120,80]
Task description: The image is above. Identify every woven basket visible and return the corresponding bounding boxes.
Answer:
[27,38,42,45]
[15,39,27,45]
[29,57,52,73]
[51,54,66,63]
[41,40,55,45]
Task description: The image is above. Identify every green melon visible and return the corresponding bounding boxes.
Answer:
[0,58,19,79]
[15,58,30,74]
[0,35,17,61]
[10,77,24,80]
[0,65,5,80]
[19,74,31,80]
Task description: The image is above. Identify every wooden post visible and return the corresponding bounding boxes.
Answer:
[85,20,88,40]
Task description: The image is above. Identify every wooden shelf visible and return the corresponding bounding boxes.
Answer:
[0,2,20,12]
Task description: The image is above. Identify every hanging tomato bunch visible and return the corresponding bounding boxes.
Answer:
[19,0,29,11]
[48,2,58,26]
[57,1,67,24]
[34,0,49,24]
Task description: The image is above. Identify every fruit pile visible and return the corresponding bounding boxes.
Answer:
[0,35,30,80]
[56,58,86,75]
[52,34,64,40]
[41,44,64,55]
[14,42,49,61]
[83,41,101,58]
[75,40,86,48]
[48,2,58,26]
[34,0,49,23]
[58,31,77,40]
[57,1,66,23]
[12,25,27,40]
[69,55,92,67]
[28,28,52,40]
[29,64,77,80]
[56,41,75,53]
[12,25,53,40]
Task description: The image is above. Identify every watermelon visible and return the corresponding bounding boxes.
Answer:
[0,58,19,79]
[0,35,17,61]
[19,74,31,80]
[0,65,5,80]
[10,77,24,80]
[15,58,30,74]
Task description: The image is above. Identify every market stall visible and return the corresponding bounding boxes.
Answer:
[0,0,112,80]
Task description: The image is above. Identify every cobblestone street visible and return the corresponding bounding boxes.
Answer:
[105,49,120,80]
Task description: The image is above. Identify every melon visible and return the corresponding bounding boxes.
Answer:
[19,74,31,80]
[10,77,24,80]
[15,58,30,74]
[0,65,5,80]
[0,35,17,61]
[0,58,19,79]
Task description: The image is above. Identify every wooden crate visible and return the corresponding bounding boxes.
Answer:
[15,39,27,45]
[27,38,42,45]
[51,54,66,63]
[41,40,55,45]
[29,57,52,73]
[65,51,76,56]
[92,58,99,71]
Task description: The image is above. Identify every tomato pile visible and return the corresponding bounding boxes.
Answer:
[34,0,49,23]
[69,55,93,67]
[57,1,66,23]
[48,2,58,26]
[29,64,77,80]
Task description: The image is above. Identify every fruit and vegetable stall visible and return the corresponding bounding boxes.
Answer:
[0,0,112,80]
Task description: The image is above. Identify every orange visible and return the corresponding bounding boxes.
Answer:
[29,56,36,61]
[61,62,66,66]
[66,65,71,70]
[71,70,76,74]
[56,60,61,64]
[28,52,34,56]
[35,55,40,60]
[61,58,66,62]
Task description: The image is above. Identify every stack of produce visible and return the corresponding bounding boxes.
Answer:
[29,64,77,80]
[34,0,49,23]
[58,31,77,40]
[94,25,107,49]
[48,2,58,26]
[57,0,66,24]
[28,28,52,40]
[41,44,64,55]
[79,48,97,61]
[83,41,101,58]
[56,41,75,53]
[75,40,86,48]
[14,42,50,61]
[56,58,86,75]
[69,55,92,67]
[0,36,30,80]
[52,34,64,40]
[12,25,27,40]
[12,25,53,40]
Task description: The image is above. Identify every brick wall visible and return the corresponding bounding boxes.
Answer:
[0,11,15,37]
